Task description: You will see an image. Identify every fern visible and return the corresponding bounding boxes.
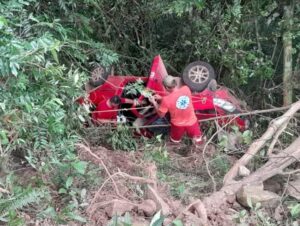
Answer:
[0,188,48,215]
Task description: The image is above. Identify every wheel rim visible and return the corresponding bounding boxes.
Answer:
[188,65,209,84]
[91,67,105,82]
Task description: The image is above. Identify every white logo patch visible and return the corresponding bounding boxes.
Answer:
[176,96,190,109]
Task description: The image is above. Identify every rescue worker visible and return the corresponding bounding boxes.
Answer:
[92,95,139,123]
[148,75,204,145]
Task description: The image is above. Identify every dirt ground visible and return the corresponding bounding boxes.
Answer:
[13,141,297,225]
[76,142,238,226]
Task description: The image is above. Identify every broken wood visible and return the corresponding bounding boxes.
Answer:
[177,199,208,226]
[146,185,171,216]
[202,136,300,220]
[224,100,300,184]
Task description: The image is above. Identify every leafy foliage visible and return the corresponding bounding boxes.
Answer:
[288,202,300,219]
[107,124,138,151]
[0,0,108,223]
[234,202,277,226]
[0,187,48,224]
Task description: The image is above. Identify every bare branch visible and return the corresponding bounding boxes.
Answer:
[267,121,288,156]
[224,100,300,184]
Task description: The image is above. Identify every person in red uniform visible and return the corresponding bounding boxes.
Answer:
[92,95,138,123]
[149,75,204,145]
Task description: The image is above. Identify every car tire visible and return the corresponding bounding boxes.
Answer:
[89,66,110,87]
[182,61,216,92]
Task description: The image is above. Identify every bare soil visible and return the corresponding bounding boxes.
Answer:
[76,143,233,225]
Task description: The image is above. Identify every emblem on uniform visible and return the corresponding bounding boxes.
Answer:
[176,96,190,109]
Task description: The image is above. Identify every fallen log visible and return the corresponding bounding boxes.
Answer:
[202,136,300,221]
[224,100,300,184]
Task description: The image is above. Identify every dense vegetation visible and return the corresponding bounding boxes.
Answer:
[0,0,299,224]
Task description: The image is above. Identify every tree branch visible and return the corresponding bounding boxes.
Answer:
[224,100,300,184]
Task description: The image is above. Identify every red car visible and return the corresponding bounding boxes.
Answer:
[80,55,249,135]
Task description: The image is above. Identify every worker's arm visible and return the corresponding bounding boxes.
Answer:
[148,96,166,117]
[122,98,146,106]
[121,98,134,104]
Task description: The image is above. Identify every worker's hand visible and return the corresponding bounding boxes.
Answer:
[133,99,140,106]
[133,99,146,106]
[153,94,162,100]
[148,95,157,105]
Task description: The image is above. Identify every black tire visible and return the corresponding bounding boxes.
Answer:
[182,61,216,92]
[89,66,110,87]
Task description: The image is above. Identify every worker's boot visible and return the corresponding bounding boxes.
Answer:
[193,135,207,147]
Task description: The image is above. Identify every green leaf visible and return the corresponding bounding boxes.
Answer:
[78,115,86,122]
[246,196,253,209]
[150,210,165,226]
[51,49,59,64]
[0,16,8,29]
[58,188,67,194]
[289,203,300,218]
[53,98,64,106]
[0,102,5,111]
[231,125,239,133]
[0,130,9,145]
[67,211,87,223]
[72,161,88,174]
[74,72,79,84]
[177,184,185,195]
[242,130,252,144]
[65,177,73,189]
[123,212,132,226]
[9,62,18,76]
[172,219,184,226]
[254,202,261,210]
[38,207,57,219]
[0,216,8,222]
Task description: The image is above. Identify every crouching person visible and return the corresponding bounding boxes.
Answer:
[92,95,137,124]
[148,75,205,146]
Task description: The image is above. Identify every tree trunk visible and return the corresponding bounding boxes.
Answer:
[283,2,294,106]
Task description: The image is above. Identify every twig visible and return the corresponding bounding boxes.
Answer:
[267,121,288,156]
[280,169,300,175]
[75,143,123,200]
[0,187,9,194]
[201,116,239,192]
[202,130,218,192]
[88,170,156,207]
[117,170,156,185]
[279,174,291,207]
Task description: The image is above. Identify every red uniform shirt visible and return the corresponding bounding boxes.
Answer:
[158,86,197,126]
[92,99,118,120]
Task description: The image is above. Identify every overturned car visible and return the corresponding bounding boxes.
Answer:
[78,55,249,136]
